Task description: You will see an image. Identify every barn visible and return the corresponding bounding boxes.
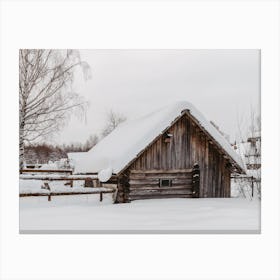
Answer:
[72,101,245,203]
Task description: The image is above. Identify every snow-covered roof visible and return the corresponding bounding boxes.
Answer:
[74,101,246,179]
[67,152,87,169]
[68,152,86,162]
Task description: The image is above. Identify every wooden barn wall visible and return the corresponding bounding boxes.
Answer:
[128,114,231,198]
[128,170,193,201]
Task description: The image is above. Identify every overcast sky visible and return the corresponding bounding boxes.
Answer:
[53,49,260,145]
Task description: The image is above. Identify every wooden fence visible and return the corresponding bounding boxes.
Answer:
[19,170,116,202]
[20,169,73,174]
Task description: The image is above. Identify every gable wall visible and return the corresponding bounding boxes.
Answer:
[127,114,231,198]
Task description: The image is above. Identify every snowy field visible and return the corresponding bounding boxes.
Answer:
[20,195,260,233]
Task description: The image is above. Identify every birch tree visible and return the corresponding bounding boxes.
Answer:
[19,49,90,169]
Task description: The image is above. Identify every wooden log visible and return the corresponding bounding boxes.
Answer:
[130,189,193,196]
[130,169,193,174]
[129,185,192,191]
[129,173,192,180]
[129,194,193,200]
[192,163,200,198]
[170,178,193,184]
[129,183,192,189]
[19,189,115,197]
[130,185,153,191]
[129,179,159,185]
[129,184,161,189]
[20,175,98,181]
[116,171,130,203]
[20,169,73,174]
[130,181,192,188]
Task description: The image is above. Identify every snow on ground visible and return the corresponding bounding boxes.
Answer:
[20,196,260,232]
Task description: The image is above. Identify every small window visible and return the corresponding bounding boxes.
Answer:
[159,179,172,187]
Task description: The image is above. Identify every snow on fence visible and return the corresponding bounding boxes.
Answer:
[20,186,115,202]
[19,171,116,202]
[20,168,73,174]
[19,174,98,180]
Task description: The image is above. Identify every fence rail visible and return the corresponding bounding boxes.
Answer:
[20,174,98,180]
[20,188,115,201]
[19,172,116,202]
[20,169,73,174]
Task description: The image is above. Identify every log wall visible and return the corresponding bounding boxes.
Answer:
[128,169,193,201]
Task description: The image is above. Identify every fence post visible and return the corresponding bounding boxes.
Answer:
[251,176,254,198]
[41,182,51,201]
[84,178,94,188]
[192,163,200,198]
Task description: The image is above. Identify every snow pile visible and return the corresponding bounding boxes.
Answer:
[73,101,245,178]
[67,152,86,169]
[98,167,113,182]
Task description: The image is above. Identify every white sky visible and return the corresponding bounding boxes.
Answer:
[52,49,260,145]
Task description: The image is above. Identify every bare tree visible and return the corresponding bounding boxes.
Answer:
[101,110,126,138]
[246,110,261,199]
[84,134,99,151]
[19,49,90,169]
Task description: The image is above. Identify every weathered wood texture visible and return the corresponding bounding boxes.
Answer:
[192,163,200,198]
[116,171,130,203]
[20,190,115,202]
[122,113,231,200]
[20,169,73,174]
[127,169,193,201]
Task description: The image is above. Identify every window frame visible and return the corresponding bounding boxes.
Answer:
[159,178,172,187]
